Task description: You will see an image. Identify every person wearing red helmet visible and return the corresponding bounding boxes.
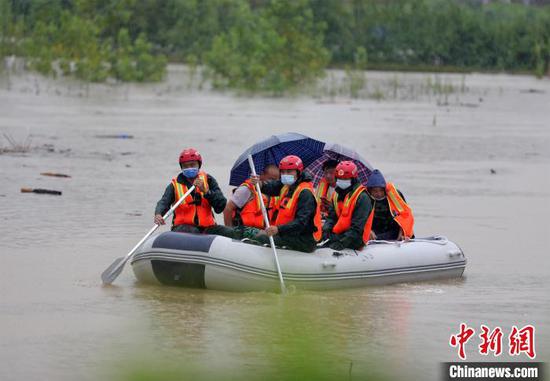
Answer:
[322,161,373,250]
[154,148,227,234]
[248,155,322,253]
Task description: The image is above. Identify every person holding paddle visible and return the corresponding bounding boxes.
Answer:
[249,155,322,253]
[154,148,228,234]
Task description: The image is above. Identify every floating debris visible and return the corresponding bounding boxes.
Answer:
[21,188,62,196]
[95,134,134,139]
[40,172,71,178]
[459,103,479,108]
[490,168,497,175]
[520,89,545,94]
[2,133,32,153]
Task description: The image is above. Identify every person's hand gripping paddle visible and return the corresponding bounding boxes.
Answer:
[101,186,196,285]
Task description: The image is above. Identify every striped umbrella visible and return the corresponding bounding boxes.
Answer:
[306,142,374,186]
[229,132,326,186]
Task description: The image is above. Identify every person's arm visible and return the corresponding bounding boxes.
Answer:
[204,175,227,214]
[154,183,175,224]
[222,185,252,226]
[223,200,237,226]
[276,190,316,236]
[339,192,372,247]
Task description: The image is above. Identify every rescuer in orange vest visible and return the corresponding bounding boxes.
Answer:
[154,148,228,234]
[322,161,373,250]
[366,169,414,241]
[223,164,280,229]
[315,159,339,219]
[248,155,322,253]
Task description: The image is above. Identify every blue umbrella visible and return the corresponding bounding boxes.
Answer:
[229,132,326,186]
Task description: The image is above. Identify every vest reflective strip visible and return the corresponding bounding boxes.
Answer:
[285,185,304,211]
[278,186,290,208]
[344,186,364,210]
[332,185,365,216]
[316,180,328,200]
[387,188,404,213]
[243,182,261,211]
[277,183,311,218]
[172,181,189,203]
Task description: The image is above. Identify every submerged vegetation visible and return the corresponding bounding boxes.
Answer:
[1,0,549,90]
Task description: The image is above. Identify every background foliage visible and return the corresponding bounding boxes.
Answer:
[1,0,549,87]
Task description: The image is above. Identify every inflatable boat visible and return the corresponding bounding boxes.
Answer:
[130,232,466,292]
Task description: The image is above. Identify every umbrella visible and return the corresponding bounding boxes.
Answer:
[229,132,326,186]
[306,142,374,186]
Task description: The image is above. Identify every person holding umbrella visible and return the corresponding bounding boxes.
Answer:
[249,155,322,253]
[154,148,229,234]
[322,161,373,250]
[223,164,280,228]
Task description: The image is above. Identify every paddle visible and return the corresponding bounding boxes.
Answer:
[247,155,287,294]
[101,185,196,285]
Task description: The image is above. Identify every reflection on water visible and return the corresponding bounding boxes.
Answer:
[1,68,549,380]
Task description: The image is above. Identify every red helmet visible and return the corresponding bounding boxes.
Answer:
[179,148,202,166]
[335,161,358,179]
[279,155,304,172]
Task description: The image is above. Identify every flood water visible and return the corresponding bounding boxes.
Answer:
[1,67,549,380]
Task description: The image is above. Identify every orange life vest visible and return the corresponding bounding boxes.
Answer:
[236,180,266,229]
[385,182,414,238]
[315,178,332,200]
[274,181,322,241]
[171,171,215,228]
[331,185,374,244]
[315,178,334,217]
[266,195,279,224]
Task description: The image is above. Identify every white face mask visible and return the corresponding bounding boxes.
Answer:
[336,179,352,189]
[281,174,296,185]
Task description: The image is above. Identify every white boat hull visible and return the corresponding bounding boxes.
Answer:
[131,232,466,292]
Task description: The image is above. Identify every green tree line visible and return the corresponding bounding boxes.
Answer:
[1,0,549,89]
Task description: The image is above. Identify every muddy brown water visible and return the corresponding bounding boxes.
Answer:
[1,67,549,380]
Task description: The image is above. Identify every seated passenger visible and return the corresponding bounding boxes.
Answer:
[223,164,280,228]
[322,161,372,251]
[366,169,414,241]
[315,159,339,219]
[249,155,322,253]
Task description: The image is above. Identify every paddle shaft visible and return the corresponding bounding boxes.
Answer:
[247,155,286,293]
[101,185,196,284]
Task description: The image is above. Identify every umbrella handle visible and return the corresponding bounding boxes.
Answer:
[247,155,286,294]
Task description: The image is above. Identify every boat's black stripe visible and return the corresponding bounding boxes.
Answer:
[132,251,466,281]
[152,231,215,253]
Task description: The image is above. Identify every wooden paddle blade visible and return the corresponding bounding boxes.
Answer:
[101,257,126,285]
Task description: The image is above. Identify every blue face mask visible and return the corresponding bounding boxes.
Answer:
[336,179,352,190]
[182,167,199,178]
[281,174,296,186]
